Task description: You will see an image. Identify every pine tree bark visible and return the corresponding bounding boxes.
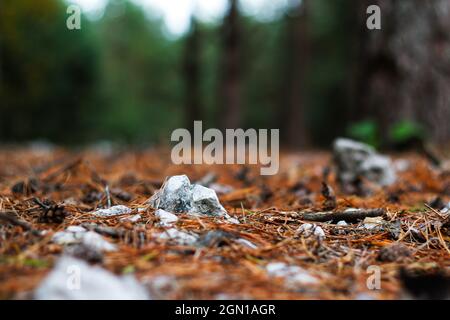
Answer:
[219,0,241,129]
[280,0,310,149]
[183,18,202,133]
[355,0,450,144]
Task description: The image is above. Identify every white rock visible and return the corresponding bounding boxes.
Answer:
[337,220,348,226]
[52,226,116,252]
[120,214,142,223]
[333,138,396,186]
[66,226,87,233]
[149,175,193,213]
[81,231,116,252]
[156,228,198,246]
[362,217,384,230]
[155,209,178,226]
[34,256,150,300]
[92,205,132,217]
[441,202,450,214]
[266,262,318,285]
[148,175,230,219]
[235,238,258,249]
[297,223,326,239]
[313,226,326,239]
[52,231,82,245]
[190,184,228,217]
[226,217,240,224]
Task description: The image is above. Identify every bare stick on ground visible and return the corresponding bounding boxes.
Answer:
[300,208,385,223]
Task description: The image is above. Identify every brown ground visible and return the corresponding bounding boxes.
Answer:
[0,147,449,299]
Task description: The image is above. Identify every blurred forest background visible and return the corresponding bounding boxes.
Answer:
[0,0,449,149]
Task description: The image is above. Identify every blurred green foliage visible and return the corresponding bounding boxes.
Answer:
[0,0,385,146]
[347,120,379,148]
[389,120,425,144]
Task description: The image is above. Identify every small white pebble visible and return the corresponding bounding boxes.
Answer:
[92,205,132,217]
[155,209,178,226]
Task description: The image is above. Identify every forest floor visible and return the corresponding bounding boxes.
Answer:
[0,147,449,300]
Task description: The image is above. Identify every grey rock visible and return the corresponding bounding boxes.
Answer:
[149,175,235,221]
[190,184,227,217]
[333,138,396,186]
[34,256,150,300]
[149,175,193,213]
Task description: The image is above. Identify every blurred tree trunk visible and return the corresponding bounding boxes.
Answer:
[183,18,202,133]
[219,0,241,129]
[355,0,450,144]
[280,0,310,149]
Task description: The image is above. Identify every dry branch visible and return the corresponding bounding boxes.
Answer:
[300,208,385,222]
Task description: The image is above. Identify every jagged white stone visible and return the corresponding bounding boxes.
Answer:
[190,184,227,217]
[149,175,238,223]
[34,256,150,300]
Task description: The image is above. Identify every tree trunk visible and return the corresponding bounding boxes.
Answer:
[219,0,241,129]
[280,0,310,149]
[183,18,202,133]
[355,0,450,144]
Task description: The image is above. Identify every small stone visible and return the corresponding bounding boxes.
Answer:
[92,205,132,217]
[155,209,178,226]
[156,228,198,246]
[149,175,193,213]
[266,262,318,285]
[235,238,258,249]
[148,175,231,220]
[333,138,396,186]
[66,226,87,233]
[297,223,326,239]
[81,231,116,252]
[52,226,116,252]
[190,184,227,217]
[34,256,150,300]
[441,202,450,214]
[337,220,348,226]
[362,217,384,230]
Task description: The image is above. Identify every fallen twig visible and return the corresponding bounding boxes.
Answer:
[300,208,385,222]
